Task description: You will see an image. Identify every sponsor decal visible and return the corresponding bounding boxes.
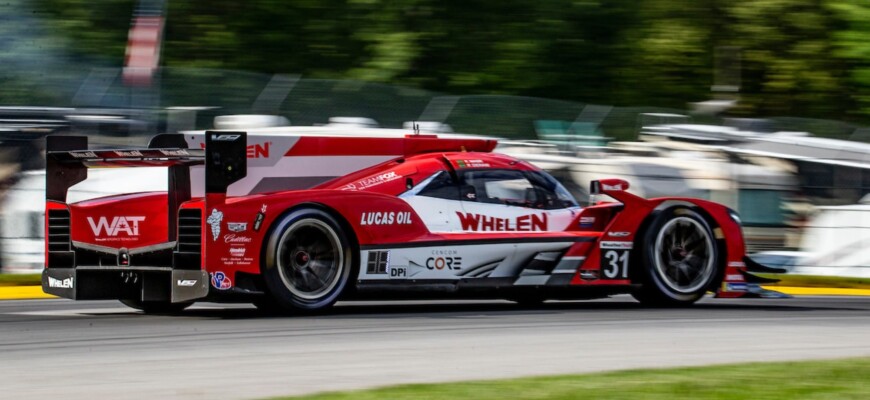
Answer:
[220,243,254,266]
[725,274,744,281]
[253,204,267,232]
[210,134,241,141]
[456,159,491,168]
[608,231,630,237]
[210,271,232,290]
[227,222,247,232]
[360,211,413,226]
[431,249,458,256]
[366,251,390,274]
[389,266,407,278]
[176,279,197,287]
[206,209,223,241]
[87,216,145,237]
[71,151,97,158]
[200,139,271,159]
[426,257,462,270]
[348,171,400,191]
[48,276,74,289]
[159,149,190,156]
[223,234,252,244]
[600,241,633,250]
[728,261,746,268]
[114,150,144,157]
[246,142,270,158]
[579,216,595,227]
[602,183,625,191]
[456,212,547,232]
[726,282,748,292]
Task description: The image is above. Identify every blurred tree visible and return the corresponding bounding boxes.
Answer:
[0,0,101,105]
[24,0,870,126]
[616,0,719,108]
[163,0,370,73]
[723,0,848,119]
[827,1,870,119]
[32,0,133,65]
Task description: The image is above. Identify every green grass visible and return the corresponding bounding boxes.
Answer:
[0,273,40,287]
[272,358,870,400]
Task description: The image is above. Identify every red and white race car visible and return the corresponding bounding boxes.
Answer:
[42,130,785,313]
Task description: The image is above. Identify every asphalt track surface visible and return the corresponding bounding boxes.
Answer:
[1,296,868,400]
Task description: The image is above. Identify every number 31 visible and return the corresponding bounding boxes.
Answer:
[603,250,628,279]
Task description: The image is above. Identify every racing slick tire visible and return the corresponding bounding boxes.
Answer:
[262,208,353,313]
[120,299,193,314]
[632,207,720,307]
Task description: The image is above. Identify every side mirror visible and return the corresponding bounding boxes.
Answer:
[590,179,629,194]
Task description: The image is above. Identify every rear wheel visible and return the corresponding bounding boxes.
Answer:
[632,207,719,306]
[261,208,353,313]
[120,299,193,314]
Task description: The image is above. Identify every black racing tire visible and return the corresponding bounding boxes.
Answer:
[120,299,193,314]
[631,207,720,307]
[261,208,353,313]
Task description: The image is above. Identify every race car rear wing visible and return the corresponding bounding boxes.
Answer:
[46,132,247,201]
[46,132,248,249]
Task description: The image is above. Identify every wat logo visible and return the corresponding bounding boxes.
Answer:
[87,216,146,237]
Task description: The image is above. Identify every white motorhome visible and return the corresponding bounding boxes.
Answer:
[792,200,870,278]
[0,168,166,272]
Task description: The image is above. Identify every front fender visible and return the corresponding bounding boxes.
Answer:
[591,180,748,292]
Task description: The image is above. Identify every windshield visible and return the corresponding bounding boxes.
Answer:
[524,170,580,209]
[460,169,579,210]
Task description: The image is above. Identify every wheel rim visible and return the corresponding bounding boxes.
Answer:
[653,216,715,294]
[276,219,344,300]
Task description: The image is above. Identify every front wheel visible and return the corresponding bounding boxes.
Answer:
[261,208,353,313]
[632,207,720,306]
